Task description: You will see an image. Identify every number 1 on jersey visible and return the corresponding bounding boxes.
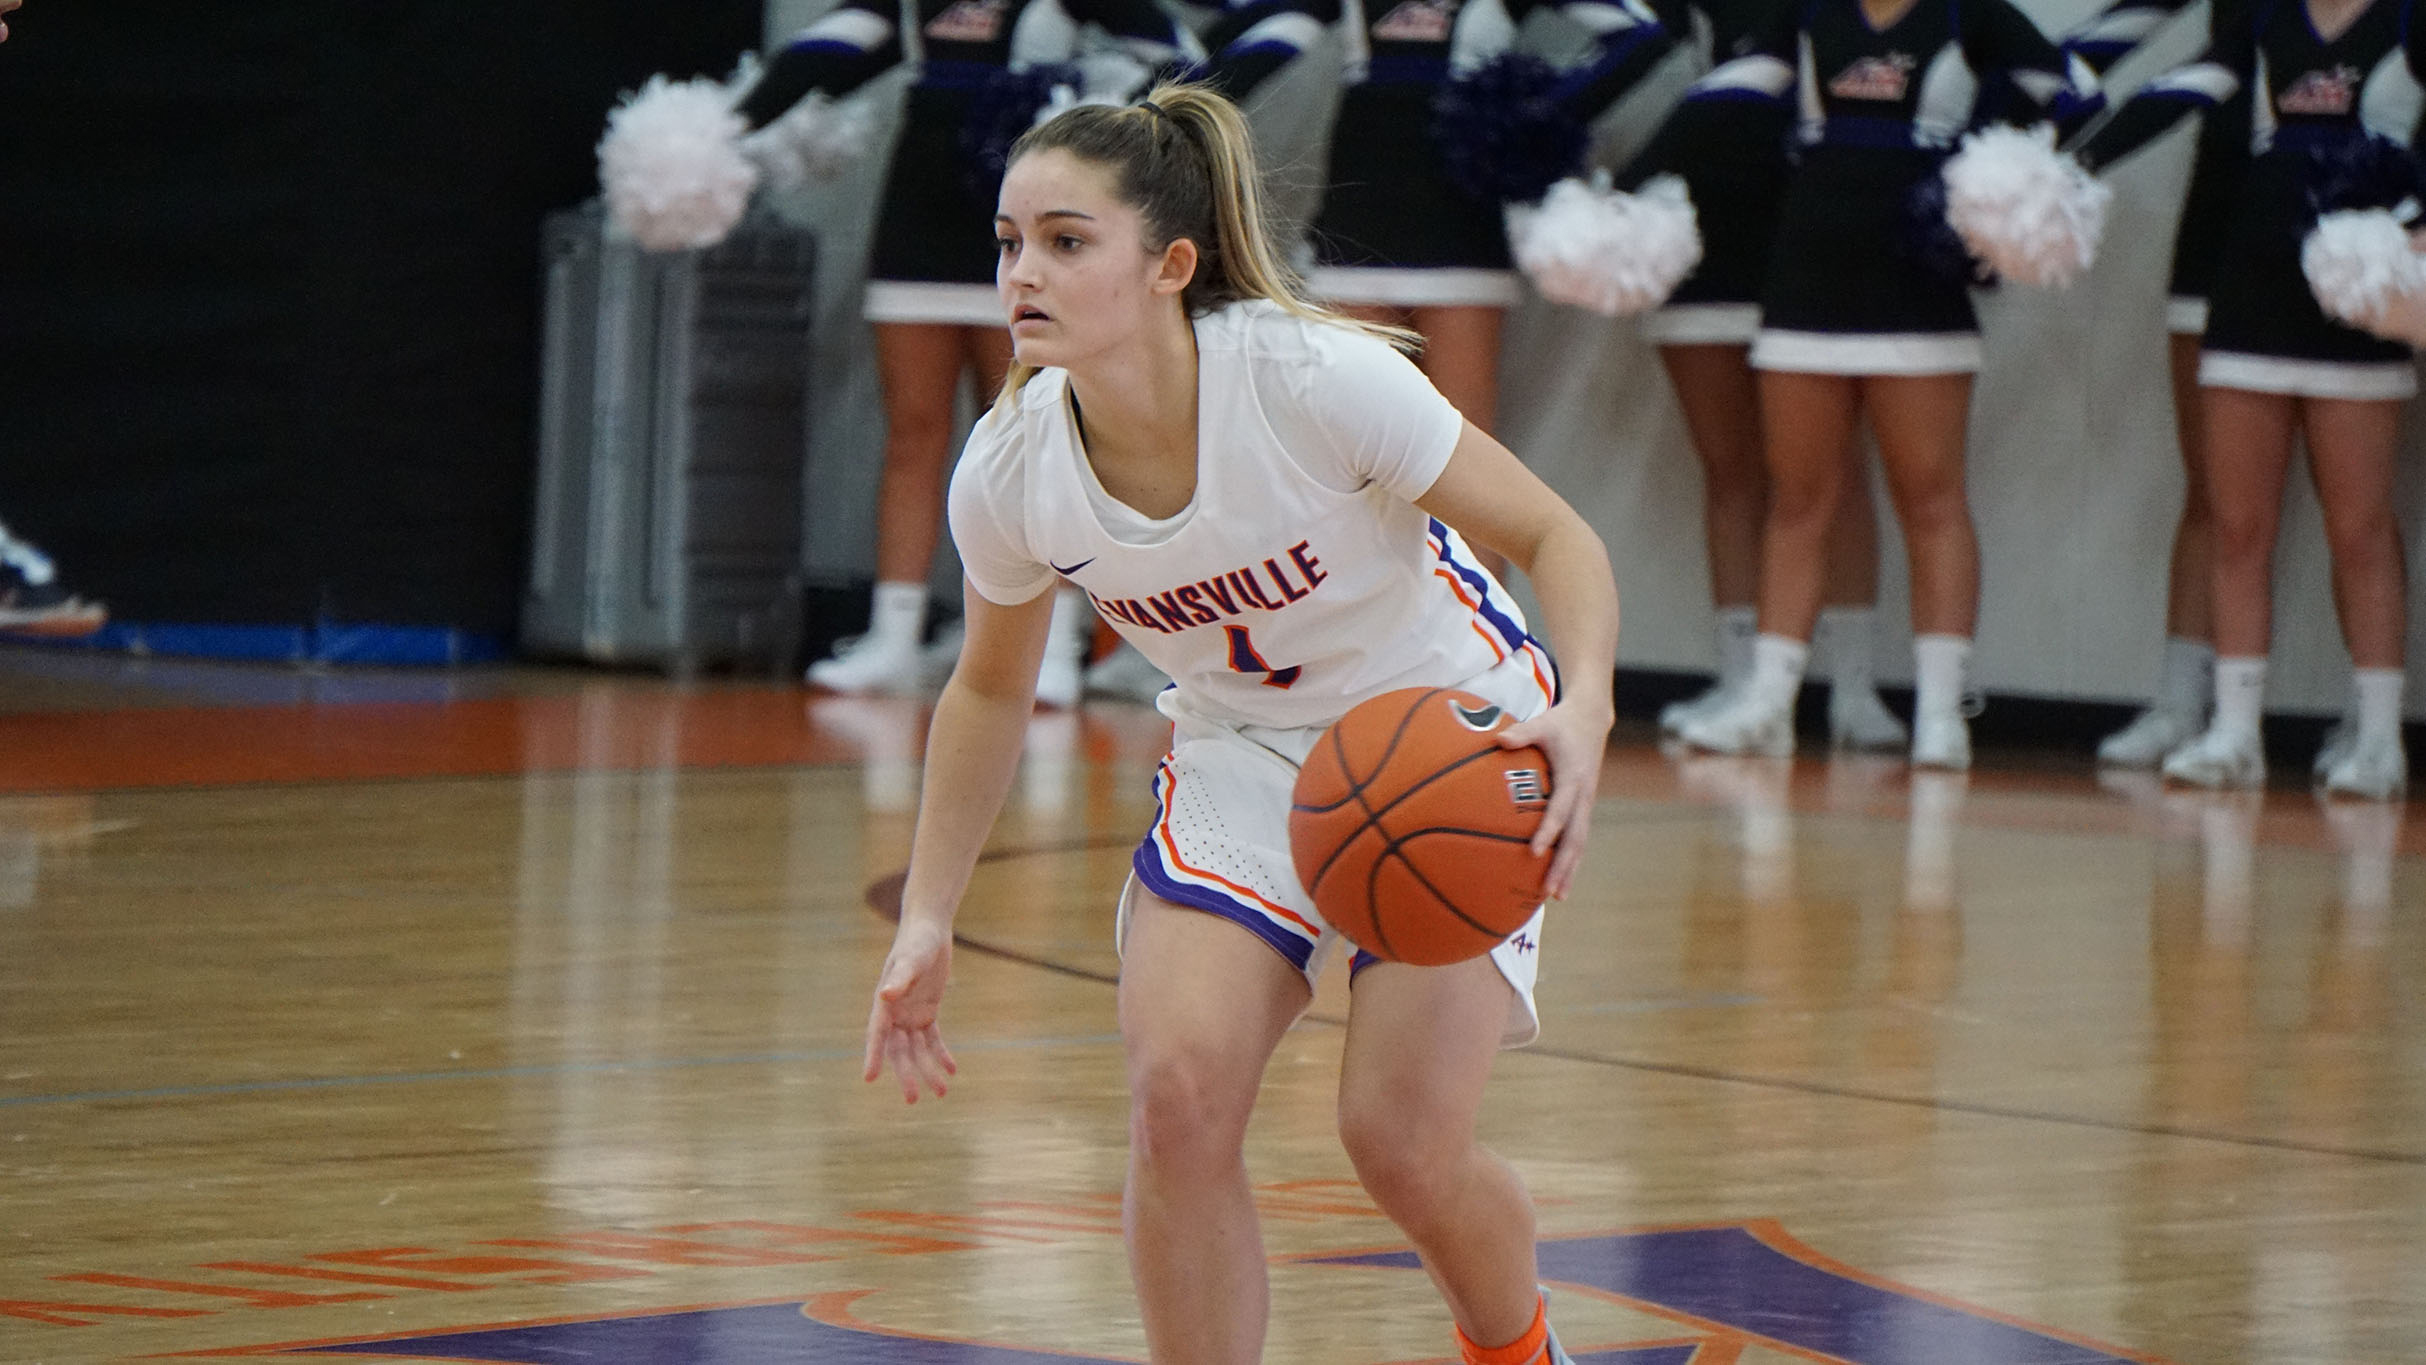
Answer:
[1224,625,1301,689]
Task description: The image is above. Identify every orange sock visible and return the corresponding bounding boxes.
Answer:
[1455,1293,1549,1365]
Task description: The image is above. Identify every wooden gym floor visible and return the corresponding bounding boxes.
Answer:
[1,642,2419,1364]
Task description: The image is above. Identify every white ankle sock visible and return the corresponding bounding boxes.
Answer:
[866,580,929,650]
[1912,634,1972,723]
[2351,668,2404,747]
[1817,606,1879,692]
[2211,657,2267,742]
[1743,634,1810,713]
[1714,607,1758,687]
[2157,635,2214,716]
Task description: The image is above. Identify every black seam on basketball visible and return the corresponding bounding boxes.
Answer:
[1306,728,1533,900]
[1301,689,1452,896]
[1293,688,1447,816]
[1358,841,1401,960]
[1379,844,1507,940]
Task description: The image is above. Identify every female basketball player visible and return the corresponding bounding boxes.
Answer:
[862,84,1620,1365]
[738,0,1199,704]
[1667,0,2101,769]
[1621,0,1907,752]
[2073,0,2421,798]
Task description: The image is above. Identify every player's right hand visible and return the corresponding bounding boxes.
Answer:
[862,917,957,1104]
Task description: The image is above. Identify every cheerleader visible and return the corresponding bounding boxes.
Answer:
[1621,0,1908,751]
[737,0,1200,705]
[1669,0,2102,768]
[2057,0,2254,767]
[1307,0,1678,457]
[2073,0,2422,798]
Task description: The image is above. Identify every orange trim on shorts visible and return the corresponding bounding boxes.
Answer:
[1149,758,1324,939]
[1431,566,1513,663]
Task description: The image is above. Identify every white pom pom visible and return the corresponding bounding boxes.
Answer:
[1506,174,1703,317]
[740,90,879,193]
[1941,123,2110,289]
[2303,206,2426,345]
[597,74,761,252]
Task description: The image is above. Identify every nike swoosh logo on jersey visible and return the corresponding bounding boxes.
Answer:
[1050,557,1096,576]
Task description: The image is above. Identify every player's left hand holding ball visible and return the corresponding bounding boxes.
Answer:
[863,916,958,1104]
[1493,697,1614,902]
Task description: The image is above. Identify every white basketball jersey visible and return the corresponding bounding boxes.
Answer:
[949,300,1558,730]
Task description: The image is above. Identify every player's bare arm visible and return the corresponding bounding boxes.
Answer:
[1416,419,1620,901]
[862,581,1060,1103]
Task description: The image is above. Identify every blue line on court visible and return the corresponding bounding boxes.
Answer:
[0,1034,1125,1109]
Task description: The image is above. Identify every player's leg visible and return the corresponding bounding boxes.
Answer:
[1339,955,1559,1361]
[1118,892,1313,1365]
[1863,371,1978,769]
[2162,385,2297,789]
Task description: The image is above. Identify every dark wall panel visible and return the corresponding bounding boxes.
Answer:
[0,1,760,634]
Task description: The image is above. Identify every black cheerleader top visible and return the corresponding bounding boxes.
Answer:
[2075,0,2426,171]
[735,0,1202,127]
[1341,0,1676,114]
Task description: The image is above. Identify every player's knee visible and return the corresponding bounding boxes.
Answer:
[1126,1049,1252,1171]
[1336,1101,1459,1216]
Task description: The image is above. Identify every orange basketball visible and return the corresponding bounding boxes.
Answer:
[1288,687,1553,966]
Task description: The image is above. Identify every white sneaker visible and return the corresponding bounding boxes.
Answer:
[806,633,922,695]
[1659,680,1733,734]
[2161,726,2266,789]
[1910,711,1971,770]
[1083,641,1170,703]
[2312,719,2353,779]
[2099,706,2204,767]
[1829,686,1909,751]
[1676,689,1795,757]
[2320,734,2407,800]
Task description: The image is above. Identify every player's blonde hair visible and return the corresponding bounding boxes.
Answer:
[991,81,1418,408]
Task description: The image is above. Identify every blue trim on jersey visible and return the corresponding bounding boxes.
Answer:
[1130,841,1320,970]
[1427,517,1531,656]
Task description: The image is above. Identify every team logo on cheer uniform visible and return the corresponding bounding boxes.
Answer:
[1828,52,1917,101]
[2277,65,2362,115]
[1371,0,1458,43]
[925,0,1011,43]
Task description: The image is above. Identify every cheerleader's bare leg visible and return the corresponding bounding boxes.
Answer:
[2162,385,2295,789]
[1865,372,1978,770]
[2300,396,2409,798]
[807,322,981,693]
[2102,333,2222,765]
[1119,893,1313,1365]
[1343,304,1514,576]
[1674,369,1861,757]
[1657,344,1769,733]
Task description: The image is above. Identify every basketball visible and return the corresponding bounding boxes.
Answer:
[1288,687,1553,966]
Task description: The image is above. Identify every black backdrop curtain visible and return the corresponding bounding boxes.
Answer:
[0,1,760,636]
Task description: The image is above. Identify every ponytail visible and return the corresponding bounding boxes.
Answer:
[992,82,1418,408]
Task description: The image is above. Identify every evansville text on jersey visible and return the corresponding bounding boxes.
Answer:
[1088,540,1330,634]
